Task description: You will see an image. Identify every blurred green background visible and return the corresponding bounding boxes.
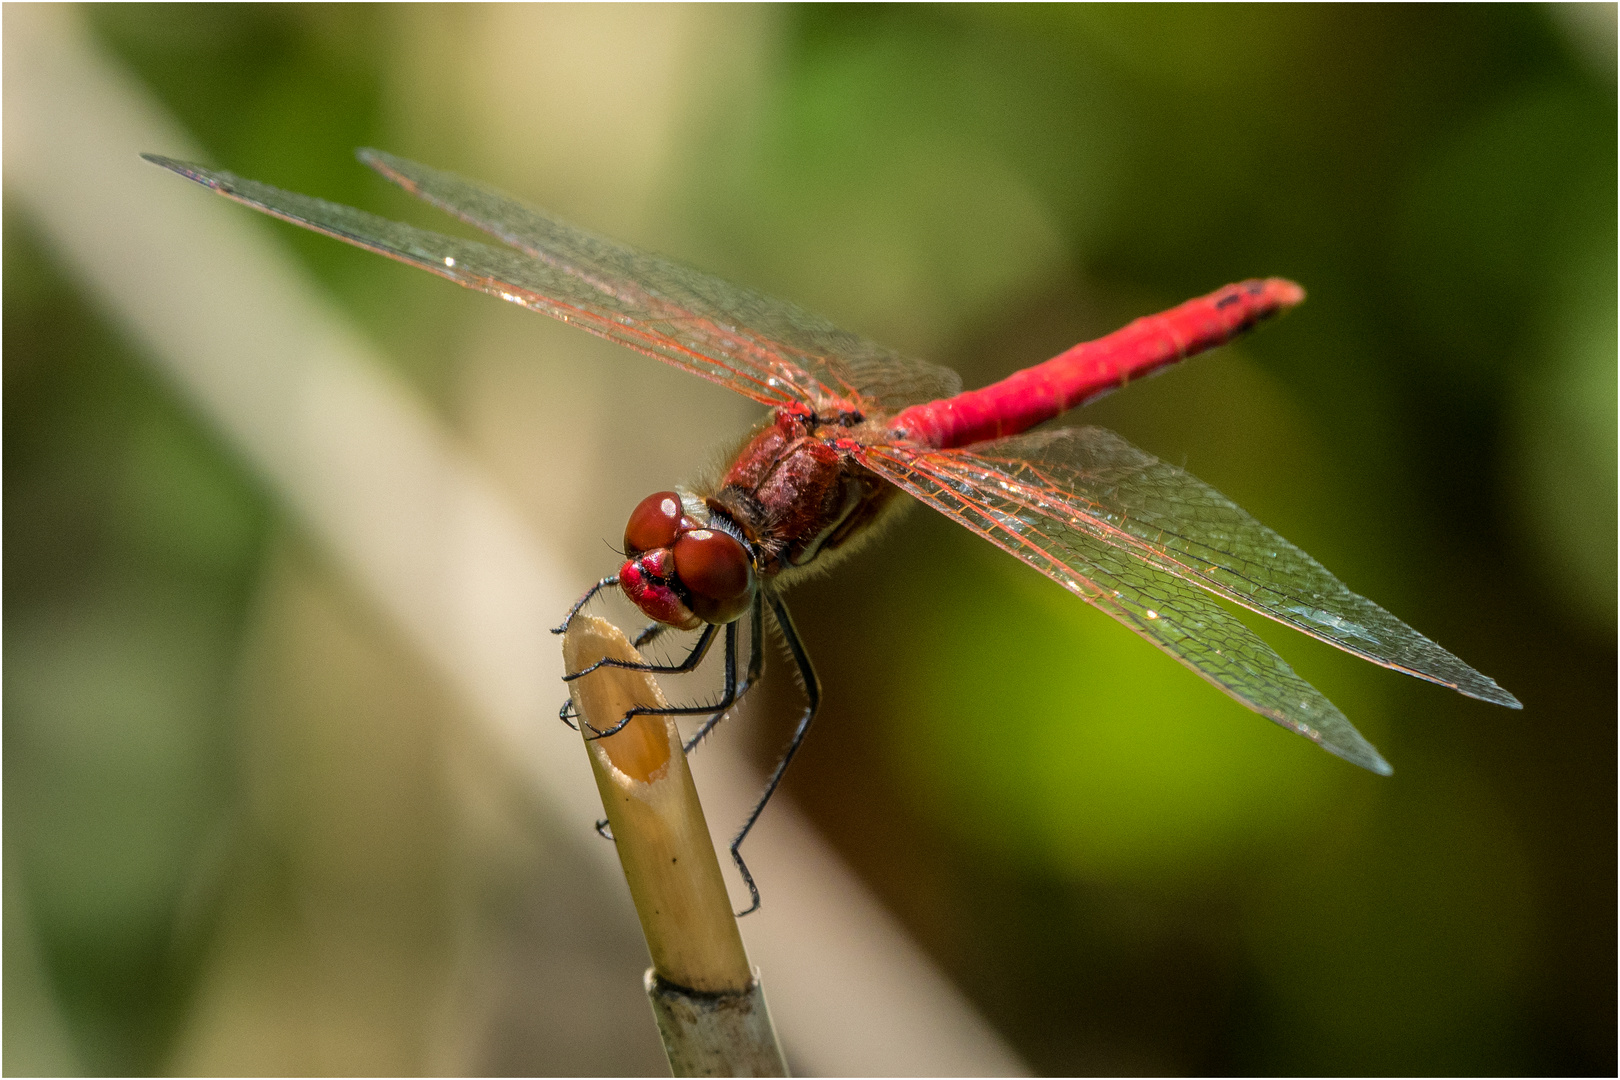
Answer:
[5,3,1614,1075]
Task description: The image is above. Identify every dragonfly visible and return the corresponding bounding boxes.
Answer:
[145,149,1519,914]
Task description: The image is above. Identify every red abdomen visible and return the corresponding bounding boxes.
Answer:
[887,278,1305,450]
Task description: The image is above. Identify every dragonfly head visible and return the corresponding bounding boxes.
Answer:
[619,490,755,628]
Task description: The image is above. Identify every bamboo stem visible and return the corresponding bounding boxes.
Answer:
[563,615,787,1077]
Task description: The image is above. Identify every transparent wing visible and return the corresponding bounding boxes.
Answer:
[143,153,960,413]
[860,433,1390,771]
[144,154,804,407]
[359,150,963,412]
[902,427,1517,705]
[860,427,1515,770]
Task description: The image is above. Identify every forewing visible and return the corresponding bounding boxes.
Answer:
[145,154,946,410]
[359,149,963,411]
[934,427,1517,706]
[859,435,1398,773]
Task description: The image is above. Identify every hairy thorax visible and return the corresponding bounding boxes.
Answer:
[701,407,905,584]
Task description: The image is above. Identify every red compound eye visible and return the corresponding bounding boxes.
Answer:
[673,528,754,623]
[624,491,683,555]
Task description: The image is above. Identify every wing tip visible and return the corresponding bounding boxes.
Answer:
[1280,705,1392,777]
[357,147,420,194]
[1384,637,1522,711]
[1471,682,1523,710]
[140,153,229,193]
[140,151,193,177]
[1321,736,1393,777]
[1434,665,1523,710]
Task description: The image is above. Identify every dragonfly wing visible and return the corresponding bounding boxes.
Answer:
[866,422,1516,696]
[144,154,938,411]
[859,439,1391,773]
[358,149,964,411]
[944,427,1517,706]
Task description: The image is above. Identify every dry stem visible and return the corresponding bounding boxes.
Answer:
[565,616,789,1076]
[563,614,752,992]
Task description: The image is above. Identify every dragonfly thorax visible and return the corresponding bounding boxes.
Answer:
[619,490,756,628]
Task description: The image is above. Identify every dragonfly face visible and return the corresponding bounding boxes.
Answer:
[619,490,756,628]
[620,409,903,629]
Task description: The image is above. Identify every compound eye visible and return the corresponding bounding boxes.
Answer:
[624,491,683,555]
[673,529,754,623]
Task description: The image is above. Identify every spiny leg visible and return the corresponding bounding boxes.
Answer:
[633,621,671,649]
[560,622,717,730]
[554,575,629,725]
[564,622,718,682]
[551,576,619,636]
[730,589,820,917]
[581,619,743,740]
[683,591,766,755]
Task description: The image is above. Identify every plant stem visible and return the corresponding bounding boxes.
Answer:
[564,615,788,1077]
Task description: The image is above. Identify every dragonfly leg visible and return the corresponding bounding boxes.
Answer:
[683,592,766,755]
[632,621,670,649]
[557,612,708,728]
[729,589,820,918]
[552,576,620,635]
[580,622,741,739]
[564,623,718,682]
[582,690,752,739]
[595,818,614,841]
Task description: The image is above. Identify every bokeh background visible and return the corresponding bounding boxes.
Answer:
[6,3,1614,1075]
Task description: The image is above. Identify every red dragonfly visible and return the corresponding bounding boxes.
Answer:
[146,150,1518,913]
